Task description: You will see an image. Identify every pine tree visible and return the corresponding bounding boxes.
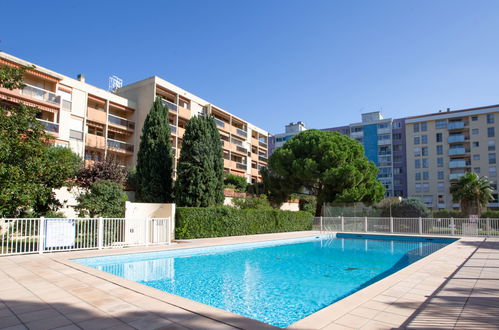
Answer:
[135,97,174,202]
[175,115,224,206]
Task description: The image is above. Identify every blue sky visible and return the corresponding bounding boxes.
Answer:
[2,0,499,133]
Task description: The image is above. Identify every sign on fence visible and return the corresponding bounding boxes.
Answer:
[45,219,76,248]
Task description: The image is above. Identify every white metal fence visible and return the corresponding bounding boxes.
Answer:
[0,217,172,256]
[314,216,499,237]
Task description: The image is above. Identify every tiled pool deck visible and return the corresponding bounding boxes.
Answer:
[0,231,497,330]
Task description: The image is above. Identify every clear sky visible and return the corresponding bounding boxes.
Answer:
[2,0,499,133]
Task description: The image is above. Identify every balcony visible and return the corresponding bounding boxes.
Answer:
[87,107,107,122]
[86,134,106,149]
[448,135,465,143]
[449,173,465,180]
[448,147,467,156]
[107,139,134,153]
[236,146,248,154]
[449,160,469,168]
[21,84,60,105]
[448,121,465,130]
[236,162,247,170]
[37,119,59,133]
[162,99,177,112]
[108,114,135,130]
[214,118,226,128]
[259,141,268,148]
[236,128,247,138]
[259,155,268,162]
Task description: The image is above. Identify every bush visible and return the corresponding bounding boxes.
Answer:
[481,210,499,218]
[298,195,317,215]
[231,194,272,210]
[175,207,313,239]
[432,209,464,218]
[224,173,248,192]
[76,181,127,218]
[380,198,431,218]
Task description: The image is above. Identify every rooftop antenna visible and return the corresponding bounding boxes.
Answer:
[108,75,123,93]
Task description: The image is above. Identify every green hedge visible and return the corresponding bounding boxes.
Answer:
[175,207,313,239]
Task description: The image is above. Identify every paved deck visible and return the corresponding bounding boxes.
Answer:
[0,232,497,330]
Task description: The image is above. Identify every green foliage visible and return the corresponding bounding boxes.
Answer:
[224,173,248,192]
[0,65,30,90]
[269,130,385,216]
[432,209,464,218]
[260,167,295,208]
[76,181,127,218]
[232,194,272,210]
[76,156,127,188]
[175,207,313,239]
[481,210,499,219]
[175,115,224,206]
[299,195,317,215]
[135,97,174,202]
[380,198,431,218]
[450,172,493,217]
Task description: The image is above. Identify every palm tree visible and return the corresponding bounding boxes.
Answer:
[450,172,493,217]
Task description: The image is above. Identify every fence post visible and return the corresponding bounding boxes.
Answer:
[38,217,45,254]
[166,217,171,245]
[390,217,393,233]
[486,218,491,237]
[145,217,150,246]
[418,217,422,235]
[320,216,323,233]
[98,217,104,249]
[451,217,455,236]
[341,216,345,232]
[364,217,368,233]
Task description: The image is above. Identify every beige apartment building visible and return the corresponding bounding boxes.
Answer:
[0,52,269,183]
[406,105,499,209]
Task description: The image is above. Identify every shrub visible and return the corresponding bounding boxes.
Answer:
[380,198,431,218]
[481,210,499,218]
[224,173,248,192]
[298,195,317,215]
[76,181,127,218]
[432,209,464,218]
[231,194,272,210]
[175,207,313,239]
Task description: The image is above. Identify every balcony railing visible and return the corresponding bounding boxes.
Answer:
[259,141,267,148]
[236,162,247,170]
[231,138,243,147]
[259,155,268,162]
[236,128,247,137]
[37,119,59,133]
[107,139,134,153]
[236,146,248,154]
[108,114,135,130]
[21,84,61,105]
[449,160,468,168]
[162,99,177,112]
[170,124,177,134]
[448,135,465,143]
[449,173,465,180]
[448,121,465,130]
[448,147,467,156]
[214,118,226,128]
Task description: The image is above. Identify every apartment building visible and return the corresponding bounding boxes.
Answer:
[323,112,407,198]
[0,52,269,183]
[269,121,307,155]
[117,77,269,183]
[405,105,499,209]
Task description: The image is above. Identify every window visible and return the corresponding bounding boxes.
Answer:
[490,167,497,177]
[87,126,104,136]
[414,136,420,145]
[422,183,430,192]
[393,167,403,174]
[423,171,429,180]
[421,122,427,131]
[393,144,402,152]
[436,120,447,129]
[436,133,442,142]
[436,145,443,155]
[471,116,478,121]
[437,157,444,167]
[438,182,445,192]
[474,167,481,174]
[438,171,444,180]
[378,123,390,129]
[415,172,421,181]
[489,153,496,164]
[415,159,421,168]
[489,140,496,151]
[392,133,402,140]
[488,127,495,137]
[393,155,402,162]
[473,141,480,147]
[413,123,420,133]
[422,158,429,168]
[392,121,402,129]
[422,147,429,156]
[487,113,494,124]
[414,147,421,157]
[415,183,422,193]
[472,129,479,135]
[378,134,390,141]
[473,154,480,161]
[421,135,428,144]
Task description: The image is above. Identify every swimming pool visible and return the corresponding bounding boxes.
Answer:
[73,234,456,328]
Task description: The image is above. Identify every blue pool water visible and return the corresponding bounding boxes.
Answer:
[74,234,456,327]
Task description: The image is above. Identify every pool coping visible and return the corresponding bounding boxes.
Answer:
[47,231,482,329]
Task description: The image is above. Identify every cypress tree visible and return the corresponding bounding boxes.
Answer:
[175,115,224,206]
[135,97,174,202]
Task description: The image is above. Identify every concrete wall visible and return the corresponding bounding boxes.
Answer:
[53,187,84,218]
[125,202,176,239]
